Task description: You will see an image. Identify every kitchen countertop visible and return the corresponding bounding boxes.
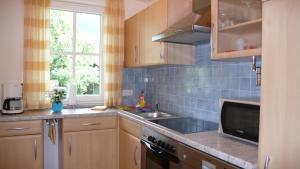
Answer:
[0,108,258,169]
[0,108,117,122]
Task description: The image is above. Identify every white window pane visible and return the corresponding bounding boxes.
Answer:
[50,54,72,90]
[76,55,100,95]
[50,10,73,52]
[76,13,101,54]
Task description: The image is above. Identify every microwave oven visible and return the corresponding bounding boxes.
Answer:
[219,98,260,144]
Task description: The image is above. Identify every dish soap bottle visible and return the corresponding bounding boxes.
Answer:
[136,90,146,108]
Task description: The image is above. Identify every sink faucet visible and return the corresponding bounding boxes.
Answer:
[154,101,159,113]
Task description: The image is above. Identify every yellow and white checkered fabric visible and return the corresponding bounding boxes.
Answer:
[23,0,51,109]
[103,0,125,107]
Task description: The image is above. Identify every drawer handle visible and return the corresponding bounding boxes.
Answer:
[7,127,29,131]
[34,139,37,160]
[81,122,101,126]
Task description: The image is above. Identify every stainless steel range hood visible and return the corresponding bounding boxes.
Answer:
[152,0,211,45]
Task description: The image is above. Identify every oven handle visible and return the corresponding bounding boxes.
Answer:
[142,140,163,154]
[141,140,179,163]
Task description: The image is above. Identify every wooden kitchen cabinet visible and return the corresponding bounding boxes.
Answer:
[125,14,140,67]
[0,120,43,169]
[63,117,117,169]
[124,0,195,68]
[119,129,141,169]
[211,0,262,59]
[119,117,141,169]
[259,0,300,168]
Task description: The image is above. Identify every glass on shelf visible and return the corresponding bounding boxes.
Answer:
[240,0,262,21]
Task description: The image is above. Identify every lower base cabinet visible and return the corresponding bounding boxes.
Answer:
[119,129,141,169]
[63,129,117,169]
[0,135,43,169]
[62,117,117,169]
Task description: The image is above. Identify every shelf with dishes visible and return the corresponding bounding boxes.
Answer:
[211,0,262,59]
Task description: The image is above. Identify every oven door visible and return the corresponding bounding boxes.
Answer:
[141,140,180,169]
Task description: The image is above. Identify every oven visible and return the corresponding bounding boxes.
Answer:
[141,128,180,169]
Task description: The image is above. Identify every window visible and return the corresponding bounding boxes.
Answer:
[50,2,104,105]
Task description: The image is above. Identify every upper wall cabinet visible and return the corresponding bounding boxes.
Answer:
[211,0,262,59]
[125,0,195,68]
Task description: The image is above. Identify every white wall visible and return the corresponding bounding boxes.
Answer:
[0,0,24,84]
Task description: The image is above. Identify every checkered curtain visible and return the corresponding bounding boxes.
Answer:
[23,0,51,109]
[103,0,125,106]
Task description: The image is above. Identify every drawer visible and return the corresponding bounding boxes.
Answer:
[119,117,141,138]
[63,116,116,132]
[179,143,239,169]
[0,120,42,137]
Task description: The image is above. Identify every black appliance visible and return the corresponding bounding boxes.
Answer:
[141,127,180,169]
[149,117,218,134]
[219,98,260,144]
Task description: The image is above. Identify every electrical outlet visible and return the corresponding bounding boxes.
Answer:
[122,90,133,96]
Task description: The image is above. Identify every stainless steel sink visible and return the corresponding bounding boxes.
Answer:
[136,111,175,119]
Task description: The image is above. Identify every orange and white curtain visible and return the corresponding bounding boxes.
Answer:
[103,0,125,107]
[23,0,51,109]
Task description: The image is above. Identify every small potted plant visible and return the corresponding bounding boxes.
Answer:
[49,87,66,113]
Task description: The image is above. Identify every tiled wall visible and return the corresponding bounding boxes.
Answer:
[122,42,260,122]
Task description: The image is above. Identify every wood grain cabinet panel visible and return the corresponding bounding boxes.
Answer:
[0,120,42,137]
[119,117,141,138]
[259,0,300,168]
[125,14,140,67]
[63,116,116,132]
[63,117,117,169]
[119,129,141,169]
[63,129,117,169]
[0,135,43,169]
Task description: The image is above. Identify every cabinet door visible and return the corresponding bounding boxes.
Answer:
[167,0,193,27]
[119,129,141,169]
[63,129,117,169]
[0,135,43,169]
[125,14,140,67]
[259,0,300,168]
[140,0,168,66]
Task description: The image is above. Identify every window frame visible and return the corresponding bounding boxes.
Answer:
[50,1,105,106]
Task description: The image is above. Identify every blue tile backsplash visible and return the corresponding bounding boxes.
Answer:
[122,42,260,122]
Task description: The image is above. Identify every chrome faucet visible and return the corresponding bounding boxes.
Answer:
[154,102,159,113]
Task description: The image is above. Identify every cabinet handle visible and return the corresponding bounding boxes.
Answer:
[211,23,214,53]
[134,46,138,63]
[160,43,163,59]
[7,127,29,131]
[81,122,101,126]
[134,146,138,166]
[34,139,37,160]
[264,156,271,169]
[68,138,72,157]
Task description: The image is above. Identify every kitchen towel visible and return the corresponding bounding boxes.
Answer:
[48,119,56,144]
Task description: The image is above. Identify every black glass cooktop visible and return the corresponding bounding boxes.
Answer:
[149,117,219,134]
